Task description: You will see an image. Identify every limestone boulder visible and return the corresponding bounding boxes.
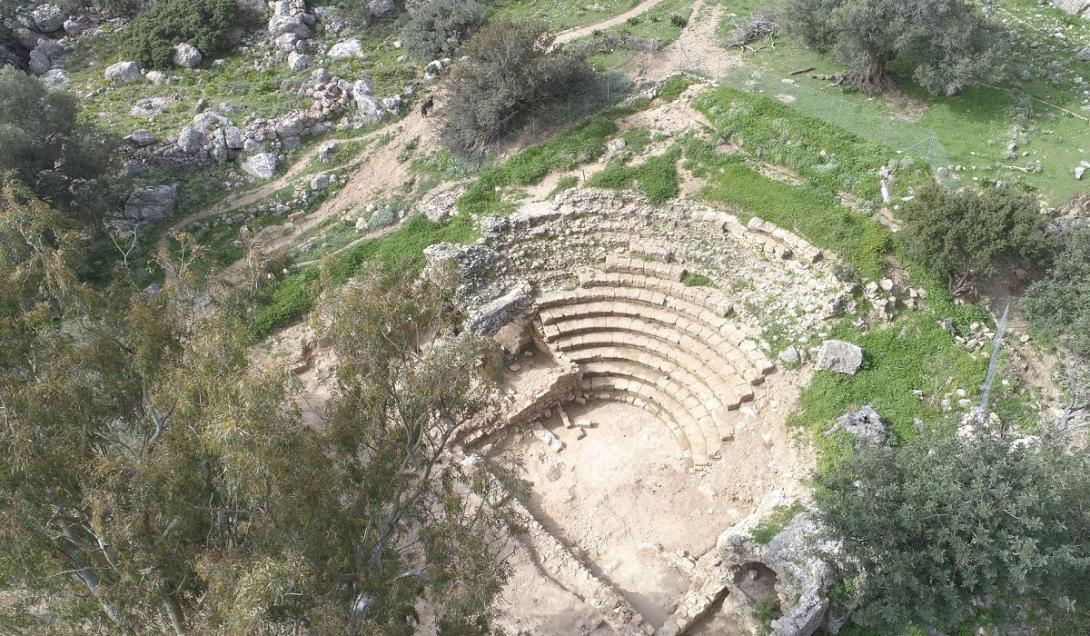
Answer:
[105,61,141,84]
[368,0,397,18]
[1054,0,1090,17]
[465,281,533,337]
[125,129,157,147]
[240,152,278,179]
[176,126,204,153]
[287,51,311,71]
[831,405,888,445]
[816,339,863,375]
[328,38,364,59]
[172,43,202,68]
[124,185,178,222]
[31,4,65,32]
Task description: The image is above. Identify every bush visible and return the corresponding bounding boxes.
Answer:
[0,67,114,220]
[401,0,482,60]
[899,182,1053,294]
[817,424,1090,632]
[441,20,596,157]
[1023,226,1090,361]
[120,0,241,69]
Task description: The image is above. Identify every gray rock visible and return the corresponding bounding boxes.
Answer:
[176,126,204,153]
[465,282,533,337]
[287,51,311,71]
[130,97,171,118]
[105,61,141,84]
[310,174,330,189]
[382,95,402,111]
[125,129,157,146]
[62,18,86,36]
[146,70,168,85]
[275,33,300,52]
[268,15,312,39]
[124,185,178,222]
[328,38,364,59]
[28,48,52,74]
[1079,47,1090,62]
[240,152,278,179]
[13,28,43,50]
[40,68,68,89]
[192,110,232,132]
[209,129,229,161]
[368,0,397,17]
[1053,0,1090,17]
[778,345,801,365]
[224,126,243,149]
[353,81,383,122]
[172,43,202,68]
[816,340,863,375]
[318,141,336,161]
[31,4,65,32]
[831,406,888,445]
[275,112,306,137]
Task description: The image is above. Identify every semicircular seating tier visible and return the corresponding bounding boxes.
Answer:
[480,189,847,466]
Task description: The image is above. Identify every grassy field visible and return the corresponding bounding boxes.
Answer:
[709,0,1090,205]
[487,0,642,32]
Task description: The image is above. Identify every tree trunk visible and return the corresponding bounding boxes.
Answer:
[844,58,896,93]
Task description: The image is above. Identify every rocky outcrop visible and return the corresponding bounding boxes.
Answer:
[30,4,65,33]
[827,406,888,445]
[816,340,863,375]
[105,60,141,83]
[240,152,278,179]
[328,38,363,59]
[465,281,533,337]
[124,185,178,223]
[172,43,202,68]
[268,0,317,56]
[717,493,836,636]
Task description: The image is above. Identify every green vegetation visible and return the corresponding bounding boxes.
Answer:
[695,86,930,201]
[441,20,596,156]
[579,0,696,71]
[487,0,639,32]
[0,68,115,220]
[712,0,1090,204]
[587,149,681,203]
[686,143,892,278]
[681,272,714,287]
[248,215,478,342]
[547,175,581,198]
[402,0,483,59]
[1023,226,1090,361]
[457,115,622,215]
[657,74,698,102]
[750,502,805,545]
[817,423,1090,633]
[119,0,242,69]
[900,182,1054,294]
[784,0,1002,94]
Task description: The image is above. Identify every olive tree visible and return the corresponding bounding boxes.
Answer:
[402,0,482,60]
[784,0,1004,94]
[1023,226,1090,362]
[817,424,1090,633]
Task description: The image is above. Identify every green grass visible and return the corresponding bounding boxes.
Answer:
[547,175,581,198]
[657,74,698,102]
[586,149,681,203]
[751,502,805,545]
[488,0,641,32]
[694,87,932,202]
[456,112,633,215]
[582,0,697,71]
[709,0,1090,205]
[247,214,478,342]
[685,140,892,278]
[682,272,713,287]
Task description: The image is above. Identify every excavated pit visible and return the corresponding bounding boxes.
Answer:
[452,189,847,634]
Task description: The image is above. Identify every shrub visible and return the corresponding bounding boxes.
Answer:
[401,0,482,60]
[120,0,241,69]
[1022,226,1090,361]
[586,150,680,203]
[441,20,596,157]
[0,67,114,220]
[817,424,1090,632]
[899,182,1053,294]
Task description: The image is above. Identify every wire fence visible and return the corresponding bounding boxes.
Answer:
[716,67,954,172]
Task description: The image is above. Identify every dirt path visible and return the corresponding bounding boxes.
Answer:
[154,133,374,257]
[552,0,668,46]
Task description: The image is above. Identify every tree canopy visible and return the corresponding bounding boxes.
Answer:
[784,0,1004,94]
[1023,226,1090,362]
[0,185,515,633]
[899,182,1053,294]
[0,67,115,220]
[816,423,1090,633]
